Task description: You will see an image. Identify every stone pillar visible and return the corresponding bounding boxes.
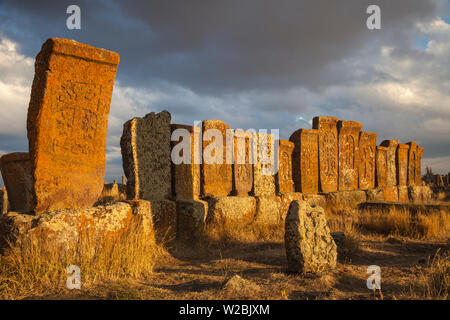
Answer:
[171,124,201,200]
[27,38,120,213]
[397,144,410,186]
[233,130,254,196]
[252,132,276,196]
[289,128,319,194]
[380,140,399,187]
[312,116,338,193]
[1,186,9,214]
[416,145,424,186]
[358,131,377,190]
[337,120,362,191]
[122,176,126,185]
[407,142,417,186]
[121,111,172,201]
[201,120,233,197]
[375,146,388,187]
[276,139,294,194]
[0,152,34,212]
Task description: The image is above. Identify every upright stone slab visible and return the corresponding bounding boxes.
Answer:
[289,129,319,194]
[171,124,201,200]
[380,140,399,187]
[358,132,377,190]
[252,132,276,196]
[416,145,424,186]
[337,120,362,191]
[276,139,294,194]
[407,142,417,186]
[284,200,337,273]
[201,120,232,197]
[0,153,34,212]
[312,116,338,193]
[27,38,119,213]
[376,146,388,187]
[397,144,409,186]
[0,186,8,214]
[121,111,172,200]
[233,130,254,196]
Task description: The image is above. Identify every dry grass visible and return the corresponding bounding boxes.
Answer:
[0,216,162,299]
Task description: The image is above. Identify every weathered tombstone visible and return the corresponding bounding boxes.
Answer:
[276,139,294,194]
[376,146,388,187]
[252,132,276,196]
[201,120,233,197]
[289,129,319,194]
[380,140,399,187]
[1,186,9,214]
[27,38,120,213]
[416,145,424,186]
[358,131,377,190]
[396,144,410,186]
[233,130,254,196]
[171,124,201,200]
[312,116,338,193]
[0,153,34,212]
[337,120,362,191]
[407,142,417,186]
[122,176,126,185]
[121,111,172,200]
[284,200,337,273]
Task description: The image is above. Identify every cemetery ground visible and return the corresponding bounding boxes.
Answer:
[0,202,448,300]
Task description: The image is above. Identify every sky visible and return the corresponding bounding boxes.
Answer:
[0,0,449,183]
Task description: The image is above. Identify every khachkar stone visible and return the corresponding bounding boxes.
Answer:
[171,124,201,200]
[27,38,119,213]
[376,146,388,187]
[312,116,338,193]
[284,200,337,273]
[289,129,319,194]
[407,142,417,186]
[276,139,294,194]
[233,130,254,196]
[358,131,377,190]
[337,120,362,191]
[380,140,399,187]
[201,120,233,197]
[121,111,172,200]
[416,145,424,186]
[396,144,410,186]
[252,132,276,196]
[0,153,34,212]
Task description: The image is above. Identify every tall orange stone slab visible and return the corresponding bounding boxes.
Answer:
[233,130,254,196]
[358,131,377,190]
[201,120,232,197]
[337,120,362,191]
[376,146,388,187]
[416,145,424,186]
[396,144,409,186]
[27,38,120,213]
[121,111,172,201]
[252,132,276,196]
[407,142,417,186]
[289,128,318,194]
[380,140,399,187]
[0,153,34,212]
[171,124,201,200]
[312,116,338,193]
[276,139,294,194]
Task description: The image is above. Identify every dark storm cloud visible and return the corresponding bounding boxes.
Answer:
[0,0,438,93]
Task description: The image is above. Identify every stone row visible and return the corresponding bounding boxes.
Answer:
[119,113,424,204]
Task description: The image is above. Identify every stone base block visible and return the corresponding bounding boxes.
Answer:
[205,196,256,226]
[408,186,433,203]
[176,200,208,242]
[365,187,385,202]
[254,196,282,226]
[383,186,399,202]
[0,202,156,251]
[280,193,304,223]
[325,190,367,209]
[398,186,409,203]
[303,193,326,208]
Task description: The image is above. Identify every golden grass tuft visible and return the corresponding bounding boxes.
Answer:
[0,216,162,299]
